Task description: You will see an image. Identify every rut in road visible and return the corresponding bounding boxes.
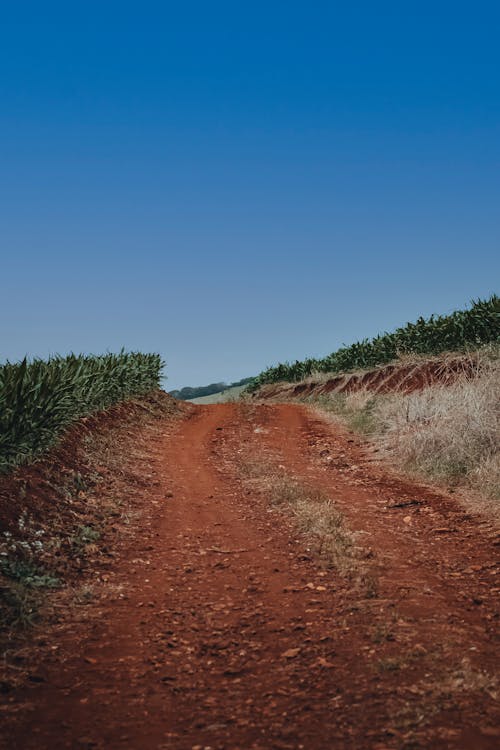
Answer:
[2,402,499,750]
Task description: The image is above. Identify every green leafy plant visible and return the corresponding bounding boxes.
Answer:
[249,296,499,390]
[0,558,60,589]
[0,351,164,472]
[72,525,101,548]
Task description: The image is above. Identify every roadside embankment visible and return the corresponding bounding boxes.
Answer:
[251,351,500,513]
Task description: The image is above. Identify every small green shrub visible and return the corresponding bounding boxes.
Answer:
[72,525,101,548]
[0,557,60,589]
[0,582,40,629]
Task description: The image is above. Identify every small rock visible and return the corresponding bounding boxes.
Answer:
[316,657,335,668]
[282,648,301,659]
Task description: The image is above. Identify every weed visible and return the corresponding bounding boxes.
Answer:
[63,471,92,497]
[357,570,379,599]
[438,658,498,700]
[74,584,96,605]
[371,622,395,643]
[240,459,377,588]
[348,398,378,435]
[0,558,60,589]
[72,525,101,548]
[0,582,40,629]
[309,392,378,435]
[265,476,357,573]
[377,657,402,672]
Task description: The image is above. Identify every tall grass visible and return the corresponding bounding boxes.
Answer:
[312,355,500,502]
[375,359,499,498]
[0,351,164,473]
[249,295,500,390]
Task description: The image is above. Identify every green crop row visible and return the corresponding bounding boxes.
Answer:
[249,295,500,391]
[0,351,164,473]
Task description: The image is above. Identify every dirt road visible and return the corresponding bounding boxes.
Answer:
[1,403,499,749]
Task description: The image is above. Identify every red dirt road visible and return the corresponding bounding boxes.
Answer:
[1,403,499,749]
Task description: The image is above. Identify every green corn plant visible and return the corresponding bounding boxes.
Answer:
[248,295,499,391]
[0,351,164,473]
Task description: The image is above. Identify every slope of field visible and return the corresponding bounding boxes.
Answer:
[0,351,163,473]
[170,377,254,402]
[1,401,499,749]
[251,353,480,401]
[252,351,499,507]
[0,391,190,633]
[189,383,248,403]
[250,295,499,391]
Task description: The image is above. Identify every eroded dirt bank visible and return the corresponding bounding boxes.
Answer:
[1,402,499,749]
[252,355,479,401]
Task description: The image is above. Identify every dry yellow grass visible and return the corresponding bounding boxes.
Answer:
[240,458,377,593]
[309,352,500,509]
[375,358,499,499]
[269,478,356,574]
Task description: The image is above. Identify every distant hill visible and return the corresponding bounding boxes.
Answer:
[169,376,254,402]
[188,383,249,404]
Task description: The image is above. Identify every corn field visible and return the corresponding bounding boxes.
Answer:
[0,351,164,473]
[249,295,500,391]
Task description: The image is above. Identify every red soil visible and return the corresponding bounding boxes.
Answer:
[1,401,499,749]
[253,355,480,402]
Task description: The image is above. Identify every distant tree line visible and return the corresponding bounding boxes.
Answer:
[169,376,254,401]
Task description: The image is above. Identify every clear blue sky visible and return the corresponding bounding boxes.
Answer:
[2,1,499,389]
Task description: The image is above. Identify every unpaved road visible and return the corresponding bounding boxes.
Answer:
[1,403,499,749]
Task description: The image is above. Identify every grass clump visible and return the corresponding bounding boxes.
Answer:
[376,358,499,498]
[72,525,101,548]
[241,458,377,591]
[312,354,499,505]
[0,558,60,589]
[377,657,402,673]
[0,582,40,629]
[270,478,356,573]
[0,514,61,630]
[310,392,378,435]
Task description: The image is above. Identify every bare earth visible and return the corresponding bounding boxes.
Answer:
[1,402,499,749]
